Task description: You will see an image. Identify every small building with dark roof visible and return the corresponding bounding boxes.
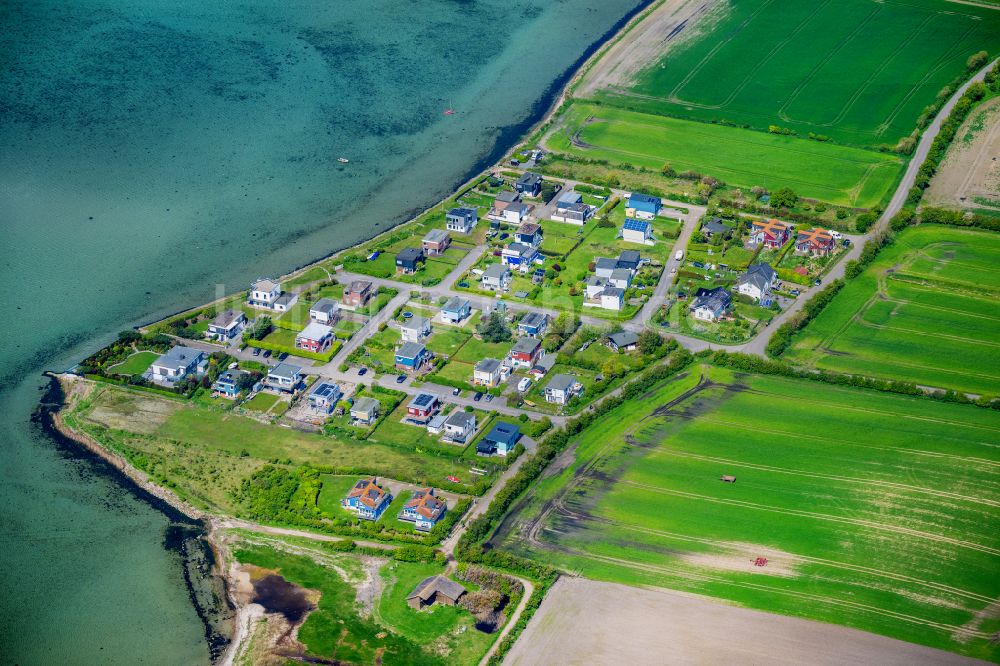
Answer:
[395,247,425,274]
[515,172,543,197]
[478,422,521,456]
[407,575,466,610]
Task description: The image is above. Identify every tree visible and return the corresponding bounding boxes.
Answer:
[638,329,663,356]
[478,312,511,343]
[246,316,273,341]
[770,187,798,208]
[661,163,676,177]
[967,50,988,72]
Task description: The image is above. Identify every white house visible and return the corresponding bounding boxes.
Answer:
[400,316,432,343]
[248,278,281,309]
[307,382,342,414]
[446,207,478,234]
[309,298,340,325]
[442,410,477,444]
[146,346,208,386]
[608,268,633,290]
[544,374,583,405]
[265,362,302,392]
[207,309,246,342]
[690,287,732,322]
[621,218,654,245]
[735,263,777,303]
[473,358,504,387]
[482,264,511,292]
[584,278,624,311]
[271,293,298,313]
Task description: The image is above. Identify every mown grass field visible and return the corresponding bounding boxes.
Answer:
[785,225,1000,395]
[496,366,1000,661]
[614,0,1000,147]
[547,103,903,207]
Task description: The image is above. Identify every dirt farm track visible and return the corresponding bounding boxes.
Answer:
[503,578,989,666]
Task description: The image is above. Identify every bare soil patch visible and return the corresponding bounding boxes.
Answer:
[926,96,1000,209]
[504,577,986,666]
[85,386,180,433]
[575,0,721,98]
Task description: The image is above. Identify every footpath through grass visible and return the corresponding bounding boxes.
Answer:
[784,225,1000,395]
[496,365,1000,661]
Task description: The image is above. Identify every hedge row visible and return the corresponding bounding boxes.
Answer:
[712,351,999,408]
[765,280,844,357]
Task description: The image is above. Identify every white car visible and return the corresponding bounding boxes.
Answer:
[517,378,532,392]
[829,230,843,239]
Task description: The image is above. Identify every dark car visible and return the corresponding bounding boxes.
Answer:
[396,374,407,384]
[357,367,368,376]
[473,392,483,402]
[843,239,851,247]
[791,289,801,296]
[484,393,494,403]
[262,349,272,358]
[252,348,261,356]
[499,232,509,240]
[814,279,822,286]
[452,387,461,396]
[278,352,289,361]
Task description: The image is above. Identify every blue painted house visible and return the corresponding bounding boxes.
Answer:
[395,342,430,372]
[399,488,447,532]
[518,312,549,337]
[342,477,392,520]
[477,422,521,456]
[212,369,246,399]
[441,296,471,324]
[626,192,662,220]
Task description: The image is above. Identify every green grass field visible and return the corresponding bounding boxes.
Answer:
[496,366,1000,661]
[785,225,1000,395]
[105,351,158,376]
[613,0,1000,147]
[547,103,903,207]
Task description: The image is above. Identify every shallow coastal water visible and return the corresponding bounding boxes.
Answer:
[0,0,643,662]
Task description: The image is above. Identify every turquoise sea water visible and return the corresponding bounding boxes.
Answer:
[0,0,643,662]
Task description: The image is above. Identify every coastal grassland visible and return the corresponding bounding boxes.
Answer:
[70,383,478,513]
[231,540,494,665]
[494,366,1000,661]
[546,103,903,207]
[784,225,1000,395]
[612,0,1000,147]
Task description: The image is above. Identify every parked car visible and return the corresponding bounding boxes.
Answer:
[843,239,851,247]
[278,352,289,361]
[791,289,801,296]
[357,367,368,376]
[262,349,272,358]
[395,374,407,384]
[517,377,532,392]
[452,387,461,396]
[485,393,494,403]
[252,348,261,356]
[499,233,509,240]
[473,392,483,402]
[814,279,822,286]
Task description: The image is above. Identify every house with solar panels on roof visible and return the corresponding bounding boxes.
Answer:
[341,477,392,520]
[626,192,661,220]
[477,422,521,456]
[307,381,342,414]
[621,218,654,245]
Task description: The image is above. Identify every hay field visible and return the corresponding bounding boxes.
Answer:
[546,102,903,206]
[496,367,1000,661]
[785,225,1000,395]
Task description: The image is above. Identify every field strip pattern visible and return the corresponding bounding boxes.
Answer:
[644,449,1000,508]
[616,480,1000,557]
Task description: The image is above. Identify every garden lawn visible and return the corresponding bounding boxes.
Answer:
[106,351,159,376]
[548,103,902,207]
[785,225,1000,395]
[497,366,1000,662]
[242,392,281,413]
